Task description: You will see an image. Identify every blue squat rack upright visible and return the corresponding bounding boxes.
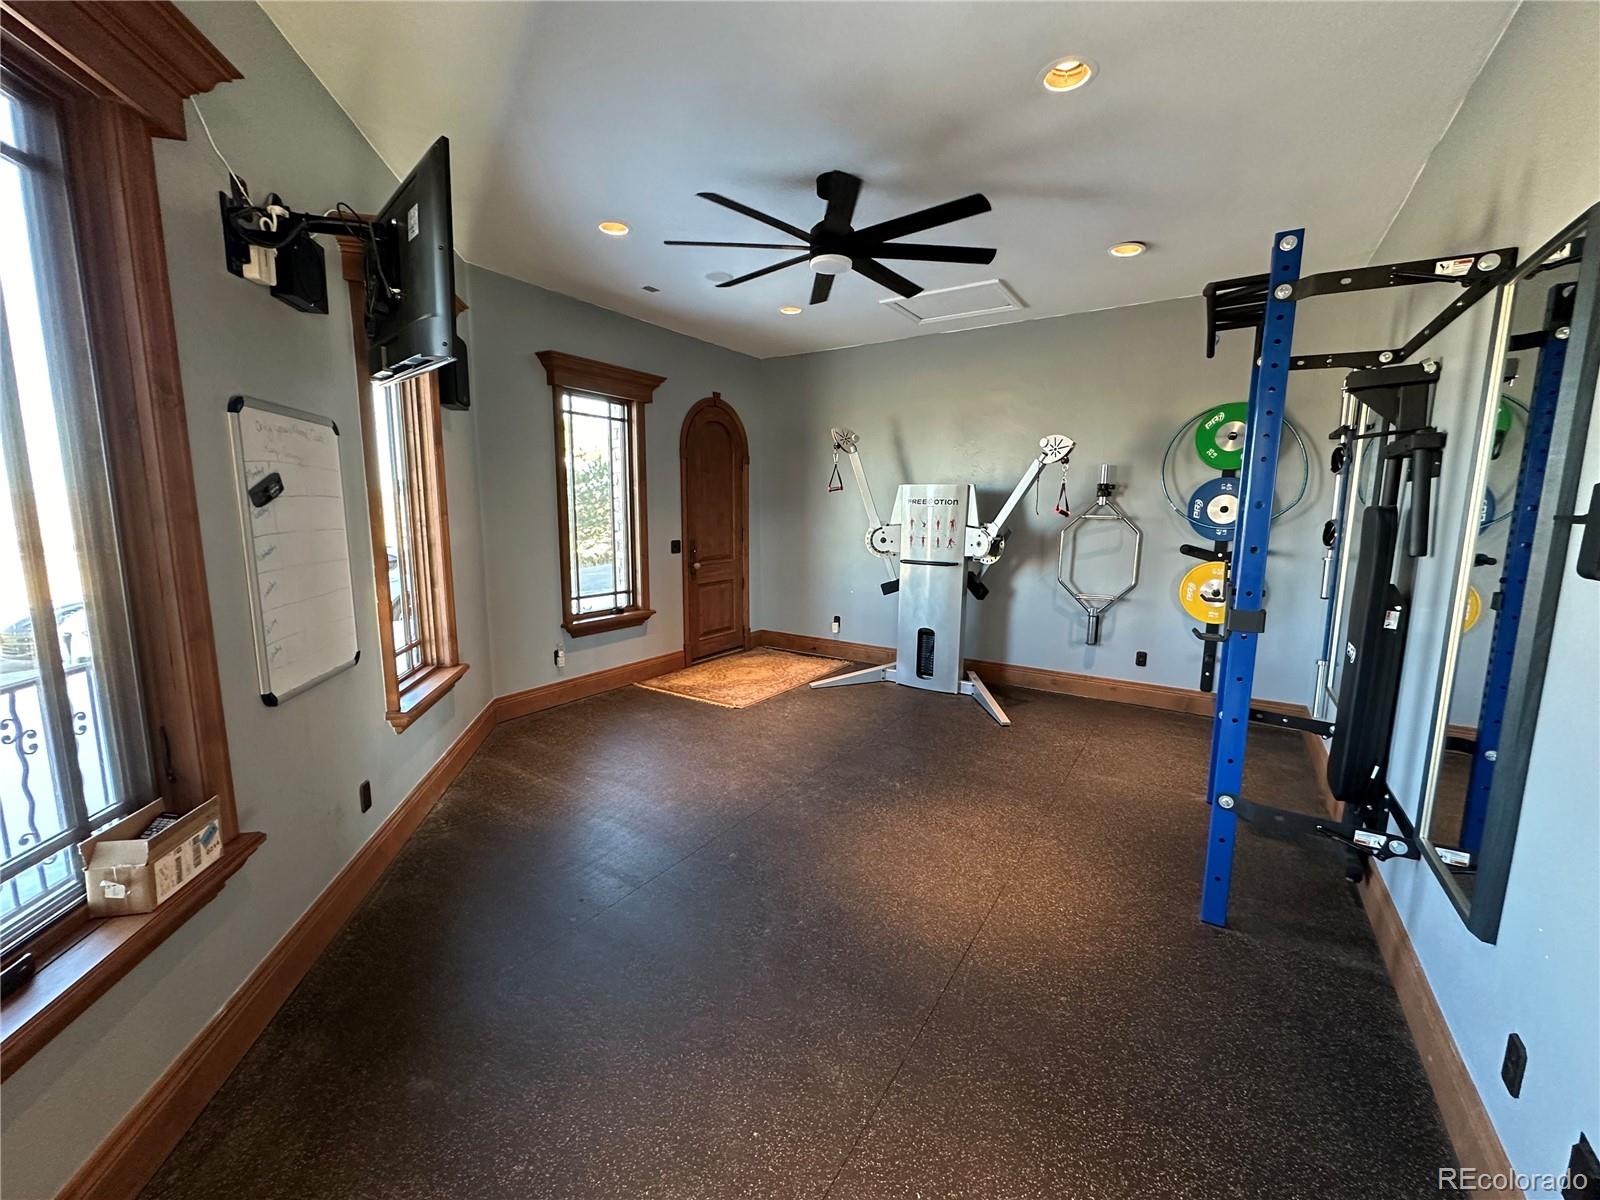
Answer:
[1198,230,1302,927]
[1194,228,1521,928]
[1457,278,1576,855]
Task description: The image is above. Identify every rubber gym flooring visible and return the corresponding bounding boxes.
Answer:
[143,672,1459,1199]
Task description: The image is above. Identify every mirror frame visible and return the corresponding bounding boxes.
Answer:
[1417,204,1600,941]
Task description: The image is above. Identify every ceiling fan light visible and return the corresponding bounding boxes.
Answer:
[1041,57,1095,92]
[809,253,852,276]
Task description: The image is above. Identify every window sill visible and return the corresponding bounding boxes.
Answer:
[563,608,655,638]
[387,662,469,732]
[0,830,266,1081]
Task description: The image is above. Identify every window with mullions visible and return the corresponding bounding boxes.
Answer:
[538,351,662,637]
[0,83,153,952]
[562,391,639,616]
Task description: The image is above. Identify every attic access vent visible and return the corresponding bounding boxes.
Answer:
[880,279,1024,326]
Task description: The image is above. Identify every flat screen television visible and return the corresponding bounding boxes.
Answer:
[366,136,456,383]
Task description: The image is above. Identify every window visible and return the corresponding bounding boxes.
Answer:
[334,235,465,731]
[537,351,662,636]
[369,371,461,718]
[1,3,257,1074]
[366,372,462,728]
[0,82,154,952]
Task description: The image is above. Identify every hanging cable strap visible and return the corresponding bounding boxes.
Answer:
[827,452,844,494]
[1054,463,1072,519]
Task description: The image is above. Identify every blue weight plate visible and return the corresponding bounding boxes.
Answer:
[1187,476,1240,541]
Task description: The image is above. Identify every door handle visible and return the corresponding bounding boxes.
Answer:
[688,542,700,574]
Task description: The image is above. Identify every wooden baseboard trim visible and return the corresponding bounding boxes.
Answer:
[1297,735,1520,1196]
[752,629,893,667]
[753,629,1217,716]
[967,656,1218,716]
[61,646,701,1199]
[492,649,687,723]
[58,701,496,1200]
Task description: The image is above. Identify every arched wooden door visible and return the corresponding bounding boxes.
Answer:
[679,394,750,662]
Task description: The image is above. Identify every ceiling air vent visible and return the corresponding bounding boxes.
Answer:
[880,278,1024,326]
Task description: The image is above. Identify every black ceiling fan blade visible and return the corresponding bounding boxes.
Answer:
[856,243,996,264]
[854,193,992,244]
[664,240,808,250]
[817,171,862,233]
[697,192,810,241]
[852,258,923,299]
[810,273,835,305]
[716,254,811,288]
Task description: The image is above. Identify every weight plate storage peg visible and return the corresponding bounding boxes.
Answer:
[1195,402,1249,470]
[1187,476,1240,541]
[1179,560,1228,624]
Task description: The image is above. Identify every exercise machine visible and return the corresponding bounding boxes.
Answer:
[814,428,1075,725]
[1196,228,1518,927]
[1056,465,1142,645]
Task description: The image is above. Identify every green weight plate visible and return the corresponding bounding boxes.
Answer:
[1195,402,1249,470]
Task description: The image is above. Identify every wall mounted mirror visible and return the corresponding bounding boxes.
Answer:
[1417,205,1598,941]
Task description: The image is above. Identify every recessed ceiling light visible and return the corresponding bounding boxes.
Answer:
[706,271,733,284]
[597,221,629,236]
[779,306,803,315]
[1041,57,1095,93]
[1108,241,1147,258]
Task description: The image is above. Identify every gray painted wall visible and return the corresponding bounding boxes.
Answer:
[0,5,498,1196]
[463,263,765,698]
[752,296,1348,705]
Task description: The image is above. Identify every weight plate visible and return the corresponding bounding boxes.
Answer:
[1179,561,1228,624]
[1462,585,1483,633]
[1187,476,1240,541]
[1479,488,1497,530]
[1195,402,1249,470]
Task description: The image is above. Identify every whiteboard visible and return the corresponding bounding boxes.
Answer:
[227,395,359,705]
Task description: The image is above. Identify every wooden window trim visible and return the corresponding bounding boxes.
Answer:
[537,351,663,638]
[0,2,261,1079]
[336,239,465,730]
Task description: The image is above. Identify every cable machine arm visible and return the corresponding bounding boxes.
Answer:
[829,428,898,581]
[971,435,1075,559]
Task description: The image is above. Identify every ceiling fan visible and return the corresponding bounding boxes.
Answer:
[665,170,995,305]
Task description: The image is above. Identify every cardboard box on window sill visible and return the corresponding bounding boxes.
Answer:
[79,797,223,917]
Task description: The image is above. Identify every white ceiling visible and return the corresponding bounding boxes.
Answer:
[261,1,1515,359]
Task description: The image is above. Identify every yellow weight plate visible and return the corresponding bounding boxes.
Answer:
[1179,560,1228,624]
[1462,584,1482,632]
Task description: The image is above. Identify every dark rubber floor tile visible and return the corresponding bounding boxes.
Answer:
[141,682,1455,1200]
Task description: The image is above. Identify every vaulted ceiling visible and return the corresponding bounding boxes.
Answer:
[262,1,1515,358]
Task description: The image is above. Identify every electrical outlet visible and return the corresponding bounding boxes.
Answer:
[554,647,567,668]
[359,780,372,814]
[831,615,841,634]
[1135,651,1148,667]
[1501,1032,1526,1098]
